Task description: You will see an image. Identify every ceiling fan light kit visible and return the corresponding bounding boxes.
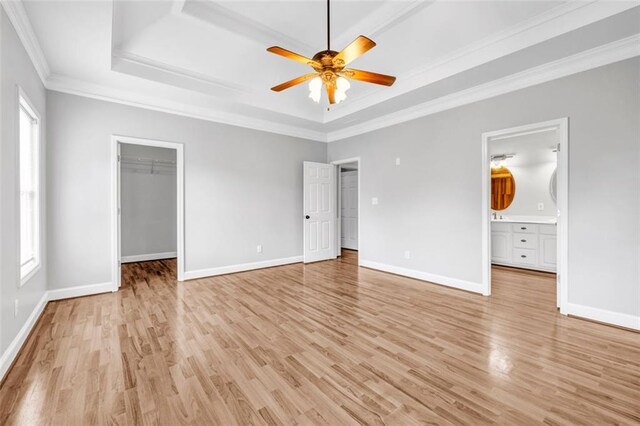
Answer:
[267,0,396,106]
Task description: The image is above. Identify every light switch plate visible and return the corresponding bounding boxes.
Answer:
[395,158,401,166]
[371,197,378,205]
[538,202,544,211]
[257,244,263,253]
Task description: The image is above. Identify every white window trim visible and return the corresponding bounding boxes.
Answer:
[18,87,41,287]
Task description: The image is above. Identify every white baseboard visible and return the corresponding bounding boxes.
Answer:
[1,281,113,382]
[0,291,48,381]
[360,259,484,294]
[565,303,640,330]
[121,252,177,263]
[183,256,303,280]
[47,282,113,301]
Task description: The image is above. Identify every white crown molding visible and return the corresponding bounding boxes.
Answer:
[331,0,435,49]
[327,34,640,142]
[111,48,322,123]
[112,49,251,95]
[0,0,50,83]
[46,74,328,142]
[180,0,316,56]
[46,33,640,145]
[178,0,433,58]
[323,1,640,123]
[171,0,186,16]
[6,0,639,144]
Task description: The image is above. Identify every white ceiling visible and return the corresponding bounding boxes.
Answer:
[490,130,558,166]
[11,0,640,141]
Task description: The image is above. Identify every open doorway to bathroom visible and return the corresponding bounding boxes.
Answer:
[482,119,568,312]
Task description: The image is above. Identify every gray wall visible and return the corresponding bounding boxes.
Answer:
[328,58,640,318]
[120,144,177,259]
[500,161,557,217]
[1,9,48,353]
[46,91,326,288]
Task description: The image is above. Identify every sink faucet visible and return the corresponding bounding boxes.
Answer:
[492,212,497,220]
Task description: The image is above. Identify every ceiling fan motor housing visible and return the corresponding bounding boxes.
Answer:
[311,50,344,86]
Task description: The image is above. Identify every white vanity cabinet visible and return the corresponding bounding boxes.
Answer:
[491,221,556,272]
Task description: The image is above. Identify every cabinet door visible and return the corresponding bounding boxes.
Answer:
[539,234,557,271]
[491,232,511,263]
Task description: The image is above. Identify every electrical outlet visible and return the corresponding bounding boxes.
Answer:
[538,202,544,211]
[395,157,401,166]
[257,244,263,253]
[404,250,411,259]
[14,299,18,318]
[371,197,378,205]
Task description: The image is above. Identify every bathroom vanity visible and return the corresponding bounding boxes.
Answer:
[491,218,557,272]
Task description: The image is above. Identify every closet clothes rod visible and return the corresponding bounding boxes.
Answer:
[120,155,176,175]
[120,155,176,165]
[125,168,175,175]
[121,164,175,175]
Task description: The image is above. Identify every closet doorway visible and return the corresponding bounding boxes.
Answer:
[111,135,185,289]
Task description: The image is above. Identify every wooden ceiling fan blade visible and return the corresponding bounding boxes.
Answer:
[341,68,396,86]
[332,36,376,67]
[271,73,318,92]
[267,46,321,68]
[326,84,336,104]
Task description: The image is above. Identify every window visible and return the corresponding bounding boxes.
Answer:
[19,92,40,284]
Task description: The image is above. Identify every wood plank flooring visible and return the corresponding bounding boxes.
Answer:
[0,251,639,425]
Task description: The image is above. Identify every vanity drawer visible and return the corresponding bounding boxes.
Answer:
[513,233,537,249]
[512,223,537,234]
[512,248,537,266]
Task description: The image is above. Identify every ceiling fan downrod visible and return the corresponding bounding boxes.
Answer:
[327,0,331,51]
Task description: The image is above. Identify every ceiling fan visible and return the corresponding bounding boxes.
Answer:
[267,0,396,105]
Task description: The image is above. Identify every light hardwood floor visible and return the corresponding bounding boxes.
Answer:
[0,251,638,425]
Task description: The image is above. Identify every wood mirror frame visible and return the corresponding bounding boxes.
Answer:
[491,166,516,210]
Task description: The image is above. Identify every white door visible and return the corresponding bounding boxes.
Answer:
[116,142,122,288]
[304,162,336,263]
[341,171,358,250]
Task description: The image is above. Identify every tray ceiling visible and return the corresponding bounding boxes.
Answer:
[14,0,640,141]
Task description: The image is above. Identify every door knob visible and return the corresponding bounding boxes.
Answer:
[305,215,310,219]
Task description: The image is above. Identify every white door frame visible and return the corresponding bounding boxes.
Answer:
[111,135,185,290]
[481,118,568,313]
[330,157,361,262]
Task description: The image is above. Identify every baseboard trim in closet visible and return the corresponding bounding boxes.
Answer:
[121,252,177,263]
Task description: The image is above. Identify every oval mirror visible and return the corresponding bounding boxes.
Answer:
[549,168,557,204]
[491,166,516,210]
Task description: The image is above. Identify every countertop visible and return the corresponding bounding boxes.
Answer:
[491,217,557,225]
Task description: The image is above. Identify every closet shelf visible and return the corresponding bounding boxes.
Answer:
[120,155,176,175]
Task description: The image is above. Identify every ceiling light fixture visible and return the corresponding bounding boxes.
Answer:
[491,154,515,168]
[267,0,396,106]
